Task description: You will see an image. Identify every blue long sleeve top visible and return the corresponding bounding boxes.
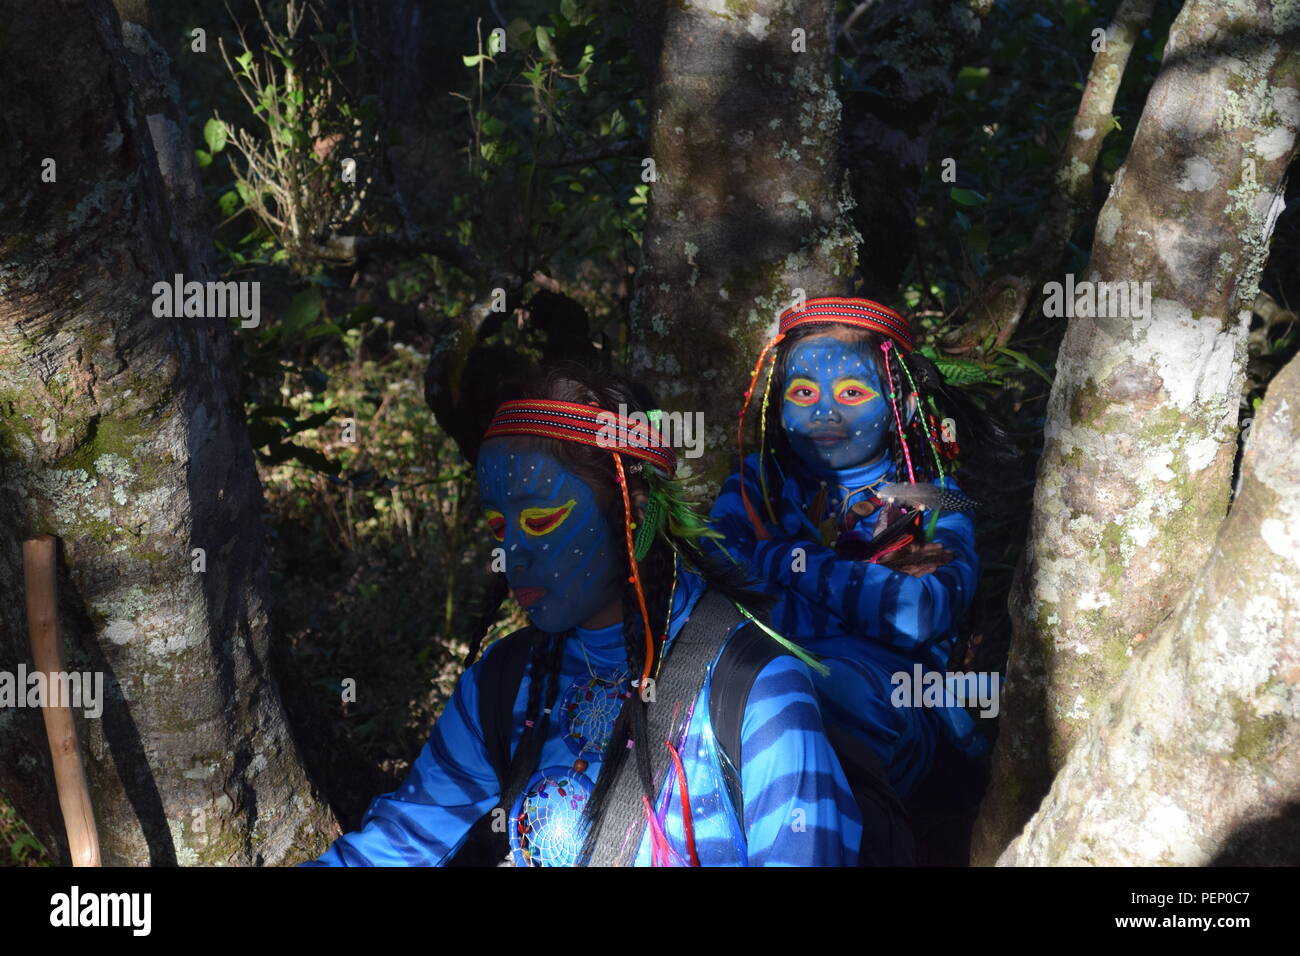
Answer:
[307,569,862,866]
[708,453,987,796]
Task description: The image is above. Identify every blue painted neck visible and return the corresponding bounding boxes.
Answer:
[800,450,893,489]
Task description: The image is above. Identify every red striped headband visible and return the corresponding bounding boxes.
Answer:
[777,296,914,352]
[484,399,677,478]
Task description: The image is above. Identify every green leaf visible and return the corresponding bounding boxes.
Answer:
[194,148,212,168]
[932,355,991,385]
[536,25,555,60]
[218,190,240,218]
[956,66,989,94]
[950,187,987,206]
[235,50,254,72]
[487,28,506,55]
[282,287,323,338]
[462,53,484,67]
[994,346,1053,386]
[302,322,344,341]
[561,0,578,22]
[507,19,533,51]
[203,117,227,153]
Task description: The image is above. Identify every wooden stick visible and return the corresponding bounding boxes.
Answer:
[23,535,101,867]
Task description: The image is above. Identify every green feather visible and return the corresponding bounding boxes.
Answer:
[732,603,830,676]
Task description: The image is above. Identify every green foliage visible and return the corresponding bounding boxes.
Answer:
[0,791,49,867]
[451,0,646,326]
[255,318,522,781]
[907,0,1175,304]
[205,2,382,270]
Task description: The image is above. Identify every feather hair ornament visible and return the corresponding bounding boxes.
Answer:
[875,482,981,513]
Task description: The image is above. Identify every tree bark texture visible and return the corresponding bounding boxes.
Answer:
[974,0,1300,865]
[629,0,860,491]
[0,0,335,865]
[1001,347,1300,866]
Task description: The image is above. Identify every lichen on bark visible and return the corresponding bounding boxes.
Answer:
[0,0,335,865]
[975,0,1300,865]
[999,348,1300,866]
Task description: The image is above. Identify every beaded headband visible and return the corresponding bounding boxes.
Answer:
[485,399,677,478]
[776,296,914,352]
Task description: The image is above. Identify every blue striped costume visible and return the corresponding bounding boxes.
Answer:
[307,570,862,866]
[709,453,986,798]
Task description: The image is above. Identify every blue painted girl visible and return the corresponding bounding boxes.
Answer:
[710,298,991,800]
[308,364,861,866]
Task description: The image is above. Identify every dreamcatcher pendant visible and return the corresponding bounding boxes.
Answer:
[508,764,596,867]
[561,673,630,757]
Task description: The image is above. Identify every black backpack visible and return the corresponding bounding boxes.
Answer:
[449,599,914,866]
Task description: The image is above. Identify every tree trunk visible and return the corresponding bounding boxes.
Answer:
[839,0,993,299]
[0,0,335,865]
[1000,347,1300,866]
[629,0,860,491]
[973,0,1300,865]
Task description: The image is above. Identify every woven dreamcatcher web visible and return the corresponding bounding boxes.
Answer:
[509,766,595,867]
[562,675,629,756]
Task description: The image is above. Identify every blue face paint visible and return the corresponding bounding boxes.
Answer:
[781,335,892,471]
[477,441,623,634]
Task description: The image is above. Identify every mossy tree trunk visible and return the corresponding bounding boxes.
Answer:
[0,0,335,865]
[629,0,860,491]
[1000,348,1300,866]
[974,0,1300,865]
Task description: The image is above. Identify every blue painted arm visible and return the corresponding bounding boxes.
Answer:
[710,456,978,650]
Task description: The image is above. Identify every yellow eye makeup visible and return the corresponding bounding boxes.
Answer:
[521,499,577,537]
[833,378,879,406]
[784,377,820,406]
[485,510,506,541]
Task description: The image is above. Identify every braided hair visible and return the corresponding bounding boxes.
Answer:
[463,362,770,844]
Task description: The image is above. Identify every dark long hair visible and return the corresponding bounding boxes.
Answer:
[464,362,770,846]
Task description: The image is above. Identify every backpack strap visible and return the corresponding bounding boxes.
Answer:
[584,589,743,866]
[446,627,543,867]
[708,622,786,827]
[477,627,544,791]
